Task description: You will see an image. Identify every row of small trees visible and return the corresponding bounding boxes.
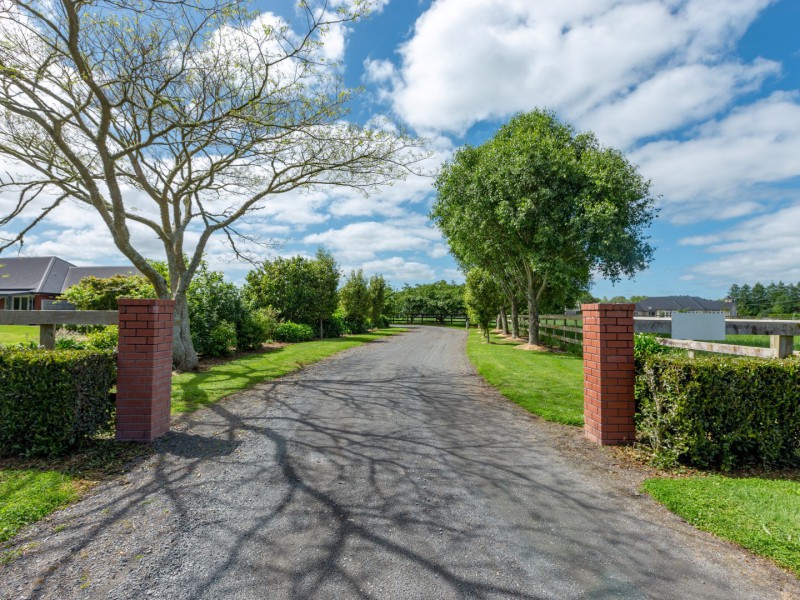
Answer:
[432,109,657,344]
[728,282,800,317]
[61,252,391,361]
[388,281,465,323]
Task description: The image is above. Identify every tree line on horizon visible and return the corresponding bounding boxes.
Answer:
[728,282,800,317]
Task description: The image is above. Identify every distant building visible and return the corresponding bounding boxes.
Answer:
[0,256,140,310]
[634,295,736,318]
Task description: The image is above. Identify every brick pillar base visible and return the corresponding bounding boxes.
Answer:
[581,303,635,445]
[116,299,175,442]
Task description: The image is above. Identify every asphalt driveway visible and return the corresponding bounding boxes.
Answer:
[1,326,797,599]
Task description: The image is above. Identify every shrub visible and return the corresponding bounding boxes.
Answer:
[86,325,118,350]
[343,317,369,335]
[237,307,279,350]
[321,312,345,338]
[0,348,116,456]
[274,322,314,343]
[55,337,86,350]
[636,354,800,469]
[203,320,237,357]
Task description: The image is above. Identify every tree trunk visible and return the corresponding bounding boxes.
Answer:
[496,314,501,330]
[172,292,198,371]
[510,297,520,338]
[525,267,540,345]
[319,317,324,339]
[500,306,509,335]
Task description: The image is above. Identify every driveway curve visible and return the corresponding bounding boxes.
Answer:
[2,326,797,599]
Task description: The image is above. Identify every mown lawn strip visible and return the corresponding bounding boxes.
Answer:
[0,470,79,544]
[465,329,584,426]
[0,325,40,346]
[643,476,800,576]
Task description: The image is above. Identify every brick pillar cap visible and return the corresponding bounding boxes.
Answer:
[581,303,636,311]
[118,298,176,307]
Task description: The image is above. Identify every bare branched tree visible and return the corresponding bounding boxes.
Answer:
[0,0,425,369]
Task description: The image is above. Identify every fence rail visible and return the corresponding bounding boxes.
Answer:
[516,313,799,358]
[0,309,118,348]
[389,314,468,325]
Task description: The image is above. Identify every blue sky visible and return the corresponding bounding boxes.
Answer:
[4,0,800,300]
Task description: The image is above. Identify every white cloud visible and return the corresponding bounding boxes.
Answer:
[680,202,800,284]
[633,92,800,222]
[351,256,437,282]
[376,0,774,141]
[303,218,443,262]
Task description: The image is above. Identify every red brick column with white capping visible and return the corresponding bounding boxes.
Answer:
[581,303,636,445]
[116,299,175,442]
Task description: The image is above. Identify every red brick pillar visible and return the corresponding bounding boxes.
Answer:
[116,299,175,442]
[581,303,635,445]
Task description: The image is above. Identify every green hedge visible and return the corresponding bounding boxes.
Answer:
[636,354,800,469]
[274,322,314,343]
[0,348,117,456]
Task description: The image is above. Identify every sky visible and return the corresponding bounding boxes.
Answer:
[2,0,800,299]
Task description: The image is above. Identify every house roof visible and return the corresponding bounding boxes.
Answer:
[635,296,728,312]
[61,266,142,293]
[0,256,74,295]
[0,256,141,296]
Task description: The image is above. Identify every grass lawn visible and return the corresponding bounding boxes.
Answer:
[643,476,800,576]
[171,328,407,413]
[722,334,800,351]
[0,471,80,544]
[0,325,39,346]
[0,439,148,555]
[466,329,584,426]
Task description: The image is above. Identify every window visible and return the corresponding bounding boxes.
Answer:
[11,295,34,310]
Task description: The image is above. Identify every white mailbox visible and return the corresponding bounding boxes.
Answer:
[671,312,725,341]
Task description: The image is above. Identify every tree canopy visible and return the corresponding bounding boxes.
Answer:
[464,268,502,342]
[432,109,656,344]
[244,249,340,336]
[0,0,423,369]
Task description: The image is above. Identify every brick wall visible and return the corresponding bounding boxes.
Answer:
[581,303,635,445]
[116,299,175,442]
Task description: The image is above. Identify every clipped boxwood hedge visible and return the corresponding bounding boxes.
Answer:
[0,348,117,456]
[636,354,800,469]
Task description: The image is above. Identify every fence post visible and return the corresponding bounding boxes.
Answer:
[771,335,794,359]
[581,303,636,445]
[116,299,175,442]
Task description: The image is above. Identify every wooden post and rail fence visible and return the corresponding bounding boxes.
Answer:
[0,299,175,443]
[521,307,799,445]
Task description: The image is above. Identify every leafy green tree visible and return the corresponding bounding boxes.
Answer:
[0,0,424,370]
[392,281,465,323]
[310,250,342,338]
[368,274,387,326]
[465,268,502,342]
[339,269,371,332]
[244,250,340,336]
[433,109,656,344]
[60,275,155,310]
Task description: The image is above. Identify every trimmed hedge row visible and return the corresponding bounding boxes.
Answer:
[0,348,117,456]
[636,353,800,469]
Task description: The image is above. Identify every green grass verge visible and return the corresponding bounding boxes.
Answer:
[0,325,39,346]
[0,470,79,543]
[643,476,800,576]
[172,328,407,413]
[466,330,584,426]
[722,334,800,350]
